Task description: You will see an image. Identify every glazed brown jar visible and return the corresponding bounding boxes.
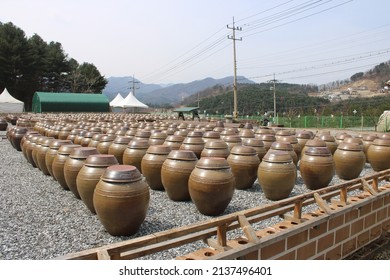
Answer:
[223,135,242,152]
[141,145,172,191]
[257,151,296,201]
[279,135,302,161]
[227,145,260,190]
[202,131,221,143]
[161,150,198,201]
[163,135,184,150]
[96,134,116,154]
[242,138,267,162]
[180,136,205,159]
[269,141,298,166]
[200,140,230,159]
[256,134,276,152]
[52,144,82,190]
[122,139,150,172]
[11,127,29,151]
[77,154,119,214]
[87,133,104,148]
[188,157,235,216]
[333,142,365,180]
[25,134,41,167]
[36,137,56,175]
[80,131,98,147]
[319,134,338,155]
[148,132,167,146]
[238,128,255,140]
[296,131,313,149]
[94,165,150,236]
[64,147,100,199]
[44,139,73,178]
[367,138,390,171]
[301,139,327,158]
[108,136,133,164]
[31,135,49,170]
[300,147,335,190]
[362,134,378,163]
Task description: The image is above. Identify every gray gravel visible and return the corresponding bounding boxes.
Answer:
[0,129,384,260]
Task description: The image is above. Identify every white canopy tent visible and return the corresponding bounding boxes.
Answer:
[116,91,148,109]
[0,88,24,113]
[109,93,124,107]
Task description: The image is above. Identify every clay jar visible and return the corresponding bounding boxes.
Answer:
[148,132,167,146]
[96,134,116,154]
[108,136,133,164]
[161,150,198,201]
[87,133,104,148]
[163,135,184,150]
[10,127,28,151]
[36,137,56,175]
[296,131,313,149]
[180,136,205,159]
[123,139,150,172]
[333,142,366,180]
[319,134,338,155]
[45,139,73,178]
[200,140,230,159]
[257,151,296,201]
[301,139,327,158]
[52,144,82,190]
[188,157,235,216]
[299,147,335,190]
[202,131,221,143]
[242,138,267,162]
[280,135,302,160]
[223,135,242,152]
[227,145,260,190]
[94,165,150,236]
[269,141,298,166]
[362,134,378,163]
[77,154,119,214]
[64,147,100,199]
[367,138,390,171]
[256,134,276,152]
[25,134,41,167]
[0,118,8,131]
[141,145,171,191]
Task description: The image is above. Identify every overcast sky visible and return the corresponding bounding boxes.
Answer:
[2,0,390,85]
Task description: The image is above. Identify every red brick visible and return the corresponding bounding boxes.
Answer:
[350,218,364,236]
[275,250,296,260]
[357,230,370,248]
[287,230,308,250]
[364,212,377,228]
[314,254,325,260]
[296,240,316,260]
[370,224,382,240]
[377,208,387,222]
[359,203,372,216]
[382,218,390,231]
[372,197,384,210]
[317,232,335,253]
[328,214,344,230]
[344,208,359,223]
[342,237,357,257]
[260,239,286,260]
[309,221,328,239]
[325,244,342,260]
[335,225,351,243]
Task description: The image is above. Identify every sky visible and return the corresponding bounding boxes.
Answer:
[1,0,390,86]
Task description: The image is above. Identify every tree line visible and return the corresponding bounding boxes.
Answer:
[0,22,107,110]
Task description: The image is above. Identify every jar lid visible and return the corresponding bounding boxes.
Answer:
[262,150,293,163]
[146,144,171,155]
[304,139,326,147]
[270,141,293,151]
[204,140,228,149]
[337,142,363,151]
[372,138,390,147]
[84,154,119,166]
[182,137,205,145]
[167,150,197,161]
[99,134,116,142]
[242,138,264,147]
[127,139,150,149]
[255,128,275,135]
[49,139,73,149]
[362,134,378,141]
[230,145,257,156]
[150,132,167,139]
[296,131,312,139]
[113,136,133,144]
[280,135,298,144]
[165,135,184,142]
[258,134,276,141]
[135,130,151,138]
[42,138,56,147]
[70,147,99,159]
[196,157,230,170]
[187,130,203,138]
[343,137,363,145]
[319,134,336,142]
[57,144,82,155]
[101,165,142,183]
[304,146,331,156]
[203,131,221,139]
[224,135,242,143]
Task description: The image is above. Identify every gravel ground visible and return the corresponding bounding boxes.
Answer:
[0,128,388,260]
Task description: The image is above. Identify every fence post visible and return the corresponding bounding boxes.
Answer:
[361,114,364,131]
[340,114,343,129]
[304,116,307,128]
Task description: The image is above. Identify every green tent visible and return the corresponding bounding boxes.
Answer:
[32,92,110,113]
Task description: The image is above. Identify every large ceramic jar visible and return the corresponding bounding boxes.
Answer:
[275,129,294,141]
[223,135,242,152]
[333,142,365,180]
[96,134,116,154]
[94,165,150,236]
[200,139,230,159]
[163,135,184,150]
[367,138,390,171]
[362,134,378,163]
[300,147,335,190]
[180,136,205,158]
[257,151,296,201]
[77,154,119,214]
[64,147,100,199]
[123,139,150,172]
[31,135,49,169]
[280,135,302,161]
[161,150,198,201]
[73,130,88,145]
[227,145,260,190]
[52,144,82,190]
[80,132,98,147]
[148,132,167,146]
[45,139,73,178]
[0,118,8,131]
[11,127,29,151]
[301,139,327,158]
[296,131,313,149]
[202,131,221,143]
[257,134,276,152]
[188,157,235,216]
[238,128,255,140]
[242,138,267,162]
[269,141,298,166]
[108,136,132,164]
[87,133,104,148]
[319,134,338,155]
[58,126,73,140]
[36,137,56,175]
[134,130,151,141]
[141,145,171,191]
[25,134,41,167]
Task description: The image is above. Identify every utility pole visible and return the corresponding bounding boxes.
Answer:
[129,74,140,96]
[227,17,242,120]
[268,73,280,124]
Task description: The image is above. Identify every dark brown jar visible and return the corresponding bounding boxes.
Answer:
[200,139,230,159]
[96,134,116,154]
[141,145,171,191]
[257,151,296,201]
[188,157,235,216]
[45,140,73,178]
[11,127,29,151]
[202,131,221,143]
[77,154,119,214]
[134,130,151,141]
[238,128,255,140]
[333,142,365,180]
[319,134,338,155]
[31,135,48,169]
[242,138,267,162]
[52,144,82,190]
[223,135,242,152]
[227,145,260,190]
[301,139,327,158]
[122,139,150,172]
[0,118,8,131]
[269,141,298,166]
[36,137,56,175]
[180,136,205,158]
[163,135,184,150]
[362,134,378,163]
[275,129,294,141]
[25,134,41,167]
[58,126,73,140]
[108,136,133,164]
[94,165,150,236]
[148,132,167,146]
[280,135,302,160]
[300,147,335,190]
[296,131,313,149]
[64,147,100,199]
[33,136,54,171]
[87,133,104,148]
[367,138,390,171]
[161,150,198,201]
[80,131,98,147]
[257,134,276,152]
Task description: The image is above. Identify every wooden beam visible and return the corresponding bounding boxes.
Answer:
[339,187,348,205]
[293,199,303,219]
[97,249,111,260]
[361,178,378,195]
[217,224,228,247]
[372,176,379,192]
[237,215,259,243]
[313,192,332,214]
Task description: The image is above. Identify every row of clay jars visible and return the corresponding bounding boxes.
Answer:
[52,144,82,190]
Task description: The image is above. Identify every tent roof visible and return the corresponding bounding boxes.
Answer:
[173,107,199,113]
[116,91,148,108]
[0,88,24,104]
[109,93,124,107]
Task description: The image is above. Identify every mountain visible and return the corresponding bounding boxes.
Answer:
[103,76,255,105]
